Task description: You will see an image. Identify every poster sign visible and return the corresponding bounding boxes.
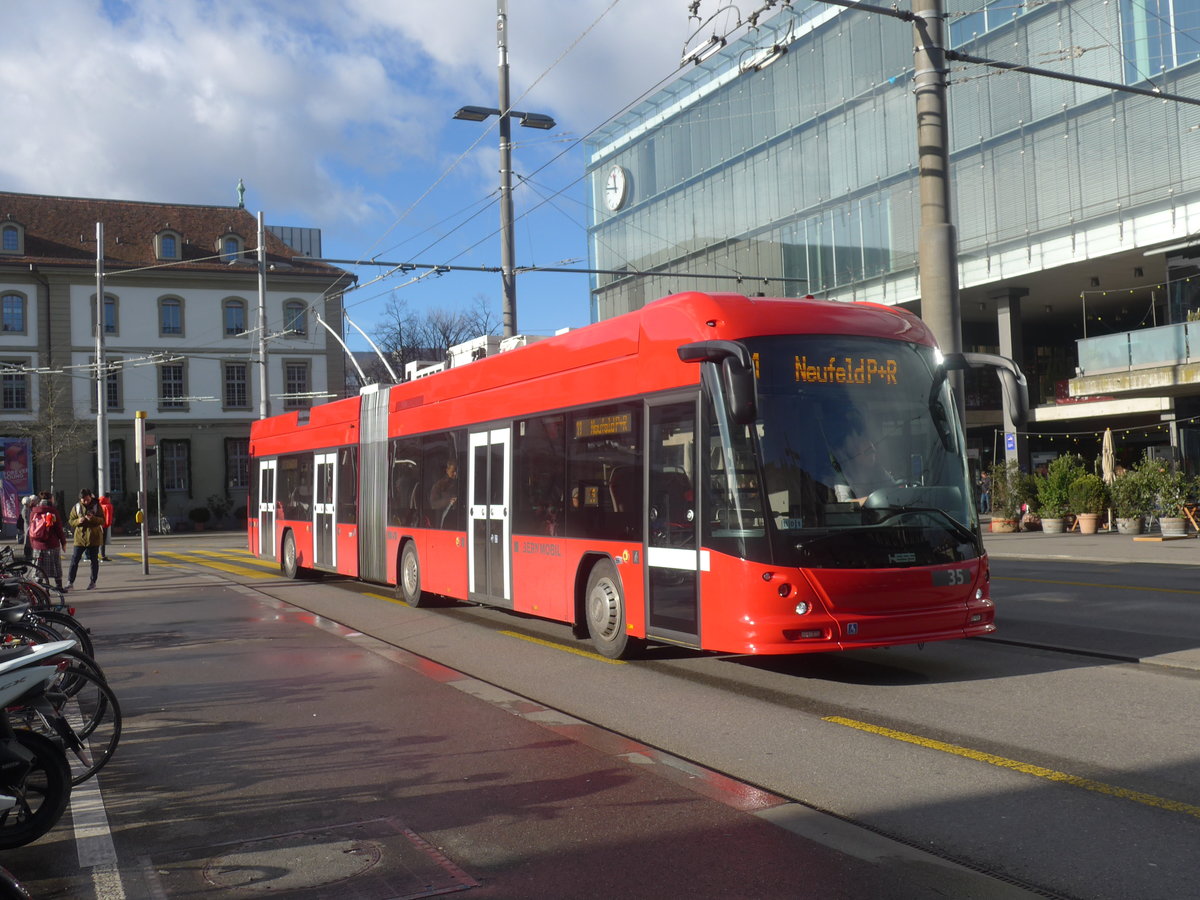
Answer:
[1004,432,1016,452]
[0,438,33,525]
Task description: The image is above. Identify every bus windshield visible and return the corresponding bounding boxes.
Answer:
[738,334,981,569]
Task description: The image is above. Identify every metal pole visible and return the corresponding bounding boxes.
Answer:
[135,410,149,573]
[497,0,517,338]
[257,211,270,419]
[912,0,963,419]
[95,222,109,497]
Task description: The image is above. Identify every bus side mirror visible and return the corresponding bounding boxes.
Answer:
[943,352,1030,428]
[678,340,757,425]
[722,357,757,425]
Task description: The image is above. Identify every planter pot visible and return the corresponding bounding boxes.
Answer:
[1076,512,1101,535]
[990,518,1018,533]
[1115,516,1144,535]
[1160,516,1187,537]
[1041,517,1066,534]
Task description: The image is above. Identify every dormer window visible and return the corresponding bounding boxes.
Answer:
[220,234,244,261]
[156,229,181,260]
[0,222,24,255]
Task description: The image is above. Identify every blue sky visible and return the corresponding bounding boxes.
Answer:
[1,1,758,348]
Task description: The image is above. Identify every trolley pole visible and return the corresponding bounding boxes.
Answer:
[134,410,149,574]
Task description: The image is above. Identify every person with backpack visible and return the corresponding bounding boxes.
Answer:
[67,489,104,591]
[28,496,67,592]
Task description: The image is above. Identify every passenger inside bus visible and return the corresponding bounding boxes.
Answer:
[429,460,459,527]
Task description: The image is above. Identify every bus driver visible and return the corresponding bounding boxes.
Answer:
[833,428,895,504]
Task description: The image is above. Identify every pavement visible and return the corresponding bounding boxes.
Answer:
[31,527,1200,898]
[982,518,1200,566]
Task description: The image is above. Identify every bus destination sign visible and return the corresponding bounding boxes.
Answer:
[794,356,898,385]
[575,412,633,439]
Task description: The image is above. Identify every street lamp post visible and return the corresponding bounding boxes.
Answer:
[453,0,555,338]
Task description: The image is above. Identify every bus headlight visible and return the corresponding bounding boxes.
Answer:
[794,601,810,615]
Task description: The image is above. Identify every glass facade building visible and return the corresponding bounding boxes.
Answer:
[585,0,1200,470]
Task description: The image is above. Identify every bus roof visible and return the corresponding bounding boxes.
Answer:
[252,291,935,448]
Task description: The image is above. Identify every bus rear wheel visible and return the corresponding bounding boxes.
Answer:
[398,543,431,607]
[585,559,638,659]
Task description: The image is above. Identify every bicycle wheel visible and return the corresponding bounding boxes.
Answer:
[44,668,121,786]
[0,730,71,850]
[31,610,93,660]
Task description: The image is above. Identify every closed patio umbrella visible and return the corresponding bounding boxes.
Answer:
[1102,427,1116,531]
[1102,428,1116,484]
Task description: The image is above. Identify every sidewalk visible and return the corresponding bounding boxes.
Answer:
[983,521,1200,566]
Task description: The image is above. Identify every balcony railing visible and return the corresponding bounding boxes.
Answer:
[1076,322,1197,375]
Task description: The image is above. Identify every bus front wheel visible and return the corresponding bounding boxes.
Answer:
[398,543,430,607]
[585,559,638,659]
[281,532,301,580]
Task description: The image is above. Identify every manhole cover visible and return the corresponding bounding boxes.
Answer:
[145,818,478,899]
[204,832,383,891]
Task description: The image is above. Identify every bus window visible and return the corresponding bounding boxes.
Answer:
[423,431,466,530]
[390,437,422,527]
[337,446,357,525]
[514,415,565,536]
[566,402,642,541]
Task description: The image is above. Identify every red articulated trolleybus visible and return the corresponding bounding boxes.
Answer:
[249,291,1028,659]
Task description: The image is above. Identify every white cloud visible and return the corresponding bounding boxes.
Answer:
[0,0,762,285]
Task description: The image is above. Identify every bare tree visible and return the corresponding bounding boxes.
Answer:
[360,294,501,386]
[9,372,93,495]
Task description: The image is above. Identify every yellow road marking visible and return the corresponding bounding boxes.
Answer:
[993,575,1200,596]
[156,551,273,579]
[191,549,279,570]
[115,552,187,569]
[364,591,408,607]
[501,630,626,664]
[825,715,1200,820]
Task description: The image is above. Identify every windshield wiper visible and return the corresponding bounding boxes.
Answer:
[870,505,977,544]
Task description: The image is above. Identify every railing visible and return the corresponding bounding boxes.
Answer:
[1076,322,1199,375]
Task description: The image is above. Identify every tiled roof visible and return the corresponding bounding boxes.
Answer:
[0,191,350,281]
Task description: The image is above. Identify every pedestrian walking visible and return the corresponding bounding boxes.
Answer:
[27,495,66,592]
[98,492,114,561]
[67,488,104,591]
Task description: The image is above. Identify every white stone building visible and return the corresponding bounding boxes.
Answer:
[0,191,354,531]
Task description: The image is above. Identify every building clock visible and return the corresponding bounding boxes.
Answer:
[603,165,628,211]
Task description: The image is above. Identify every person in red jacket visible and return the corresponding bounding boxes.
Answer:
[28,495,67,592]
[98,492,114,561]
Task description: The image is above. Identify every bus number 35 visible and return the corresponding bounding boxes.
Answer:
[932,568,970,586]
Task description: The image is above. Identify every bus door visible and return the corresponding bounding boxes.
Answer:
[468,427,512,608]
[313,451,336,569]
[646,399,700,645]
[258,459,277,559]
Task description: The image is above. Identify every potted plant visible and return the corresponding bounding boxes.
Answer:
[1068,473,1109,535]
[1037,454,1087,533]
[988,460,1022,532]
[1015,471,1041,531]
[1109,467,1151,534]
[1138,455,1194,536]
[188,506,212,531]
